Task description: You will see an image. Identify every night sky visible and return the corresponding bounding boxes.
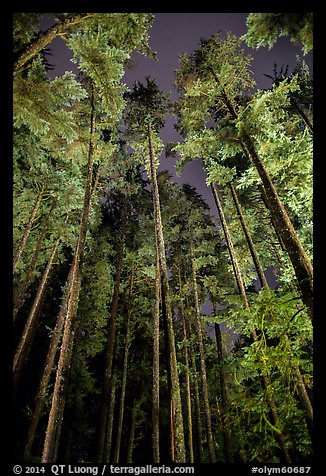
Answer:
[42,12,313,217]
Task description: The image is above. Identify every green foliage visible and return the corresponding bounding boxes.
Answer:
[244,13,313,55]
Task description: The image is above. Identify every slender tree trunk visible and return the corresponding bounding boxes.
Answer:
[210,69,313,319]
[127,397,143,463]
[103,369,117,463]
[13,13,97,73]
[213,302,233,463]
[212,180,292,463]
[259,186,287,253]
[41,86,96,463]
[211,181,249,306]
[242,133,313,319]
[190,243,216,463]
[13,225,47,323]
[152,246,161,463]
[97,235,125,463]
[228,183,269,289]
[177,263,194,463]
[23,247,76,457]
[13,239,60,390]
[228,185,314,427]
[188,319,203,463]
[288,340,313,429]
[160,279,174,463]
[147,124,186,462]
[293,102,313,134]
[113,268,134,463]
[13,185,44,273]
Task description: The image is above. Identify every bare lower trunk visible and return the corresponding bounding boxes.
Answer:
[152,248,161,463]
[228,182,268,289]
[177,264,194,463]
[103,369,117,463]
[190,244,216,463]
[188,320,203,463]
[212,179,292,463]
[23,246,77,457]
[127,397,143,463]
[148,124,186,462]
[113,290,133,463]
[13,239,60,392]
[97,235,125,463]
[211,181,249,306]
[213,301,233,463]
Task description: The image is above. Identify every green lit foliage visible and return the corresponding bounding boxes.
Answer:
[13,13,43,52]
[219,287,312,461]
[243,13,313,55]
[235,76,313,259]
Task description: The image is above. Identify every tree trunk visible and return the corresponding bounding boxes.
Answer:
[228,184,313,428]
[23,245,77,457]
[13,13,97,73]
[97,235,125,463]
[190,243,216,463]
[127,397,143,463]
[213,302,233,463]
[177,263,194,464]
[103,369,117,463]
[211,180,292,463]
[147,124,186,462]
[211,181,249,306]
[228,182,269,289]
[293,102,313,134]
[13,185,44,273]
[13,225,47,323]
[41,86,96,463]
[241,133,313,319]
[113,269,134,463]
[152,246,161,463]
[188,320,203,463]
[13,238,60,390]
[210,69,313,320]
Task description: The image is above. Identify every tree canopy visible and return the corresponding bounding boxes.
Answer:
[13,13,313,466]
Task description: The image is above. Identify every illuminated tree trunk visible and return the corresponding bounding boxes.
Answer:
[177,263,194,463]
[98,235,125,463]
[211,69,313,319]
[148,124,186,462]
[190,242,216,463]
[228,184,313,428]
[41,86,96,463]
[228,182,269,289]
[103,369,117,463]
[14,13,96,73]
[152,246,161,463]
[113,268,134,463]
[211,181,249,305]
[13,238,60,391]
[213,302,233,463]
[188,320,203,463]
[211,180,292,463]
[127,397,143,463]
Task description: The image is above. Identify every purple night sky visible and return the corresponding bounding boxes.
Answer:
[42,12,313,218]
